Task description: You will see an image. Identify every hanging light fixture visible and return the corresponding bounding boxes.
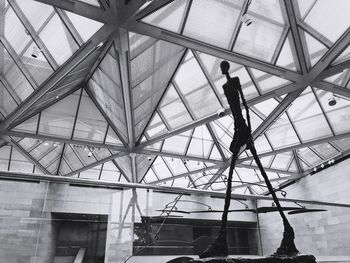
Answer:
[240,14,253,26]
[31,46,42,58]
[328,93,337,106]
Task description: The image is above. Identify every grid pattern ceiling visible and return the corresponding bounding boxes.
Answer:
[0,0,349,195]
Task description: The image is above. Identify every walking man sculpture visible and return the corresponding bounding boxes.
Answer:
[199,61,299,258]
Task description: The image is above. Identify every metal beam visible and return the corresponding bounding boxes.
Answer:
[1,130,129,153]
[2,170,350,208]
[284,0,308,74]
[0,24,115,130]
[317,60,350,81]
[313,80,350,99]
[124,22,301,82]
[237,131,350,162]
[32,0,114,24]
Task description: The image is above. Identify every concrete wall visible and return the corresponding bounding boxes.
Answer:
[258,158,350,258]
[0,178,256,263]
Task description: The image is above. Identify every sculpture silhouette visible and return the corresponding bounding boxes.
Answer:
[199,61,299,258]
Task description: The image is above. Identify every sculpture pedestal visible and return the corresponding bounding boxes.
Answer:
[190,255,316,263]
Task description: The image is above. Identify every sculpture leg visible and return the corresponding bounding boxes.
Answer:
[199,133,241,258]
[248,140,299,256]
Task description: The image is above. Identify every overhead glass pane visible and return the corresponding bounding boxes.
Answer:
[287,88,332,141]
[164,157,188,176]
[152,157,173,180]
[145,112,168,138]
[143,168,159,183]
[39,90,80,138]
[162,130,192,155]
[62,145,83,172]
[0,82,17,117]
[297,147,323,167]
[311,143,340,160]
[234,0,288,62]
[9,148,34,173]
[3,48,35,102]
[73,90,108,143]
[276,33,297,71]
[12,114,39,133]
[252,98,279,118]
[254,135,272,154]
[114,156,132,181]
[16,0,54,31]
[79,164,102,180]
[39,14,78,66]
[271,152,293,170]
[333,138,350,152]
[250,69,291,94]
[129,32,154,59]
[265,113,300,149]
[142,0,188,33]
[21,42,54,85]
[100,161,121,182]
[314,89,350,134]
[159,84,192,129]
[187,126,214,158]
[105,126,123,145]
[5,7,31,54]
[296,0,317,19]
[183,0,243,49]
[303,30,328,67]
[303,0,350,42]
[175,52,221,118]
[65,11,103,42]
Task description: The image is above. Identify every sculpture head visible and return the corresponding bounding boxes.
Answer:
[220,60,230,75]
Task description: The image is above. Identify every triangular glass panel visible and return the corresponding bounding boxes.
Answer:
[209,145,223,161]
[79,164,102,180]
[148,156,173,181]
[38,89,81,138]
[288,158,299,172]
[198,52,259,103]
[141,0,188,33]
[129,32,156,59]
[254,135,272,154]
[0,145,11,171]
[135,154,156,183]
[158,83,192,130]
[114,155,132,182]
[265,113,300,149]
[161,130,192,155]
[233,0,288,62]
[183,0,244,49]
[313,88,350,134]
[8,146,34,173]
[0,80,18,119]
[174,51,222,119]
[88,44,127,142]
[297,147,323,167]
[64,11,103,42]
[276,32,298,71]
[187,126,215,159]
[302,30,328,67]
[287,87,333,142]
[2,43,35,102]
[333,137,350,152]
[12,114,39,133]
[134,47,186,139]
[270,152,293,171]
[145,112,168,139]
[105,126,123,145]
[296,0,317,19]
[73,90,108,143]
[99,161,122,182]
[250,68,292,94]
[302,0,350,43]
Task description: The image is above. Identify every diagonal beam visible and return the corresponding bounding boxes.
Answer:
[134,0,174,21]
[32,0,114,24]
[313,80,350,99]
[124,22,301,82]
[0,24,115,130]
[235,163,303,176]
[317,60,350,81]
[284,0,308,74]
